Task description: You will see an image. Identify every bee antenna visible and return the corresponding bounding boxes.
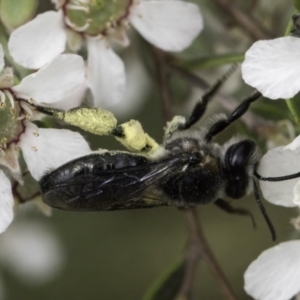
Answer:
[253,180,276,241]
[202,63,238,101]
[182,64,238,129]
[254,170,300,181]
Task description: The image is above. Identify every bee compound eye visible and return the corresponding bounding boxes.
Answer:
[225,140,255,170]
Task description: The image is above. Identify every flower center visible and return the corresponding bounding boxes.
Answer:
[64,0,132,36]
[0,90,26,150]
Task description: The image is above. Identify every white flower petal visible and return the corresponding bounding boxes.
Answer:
[129,0,203,52]
[284,134,300,154]
[8,11,67,69]
[19,123,91,181]
[293,180,300,206]
[13,54,85,104]
[47,81,87,110]
[111,53,149,118]
[0,44,4,73]
[0,221,64,284]
[0,145,22,182]
[258,146,300,207]
[242,36,300,99]
[244,241,300,300]
[0,172,14,233]
[87,38,126,107]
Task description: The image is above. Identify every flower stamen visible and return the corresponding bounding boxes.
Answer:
[19,102,33,119]
[72,0,90,4]
[0,138,7,149]
[10,107,17,116]
[0,91,5,107]
[16,115,25,121]
[65,17,91,32]
[4,90,15,109]
[66,4,90,13]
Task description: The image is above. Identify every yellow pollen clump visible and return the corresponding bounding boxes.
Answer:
[64,107,118,135]
[115,120,159,152]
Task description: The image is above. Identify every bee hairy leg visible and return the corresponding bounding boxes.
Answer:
[214,198,256,229]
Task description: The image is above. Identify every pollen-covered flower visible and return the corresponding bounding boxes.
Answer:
[8,0,203,107]
[0,44,91,233]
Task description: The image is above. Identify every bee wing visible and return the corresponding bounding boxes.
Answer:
[41,156,186,211]
[104,193,170,210]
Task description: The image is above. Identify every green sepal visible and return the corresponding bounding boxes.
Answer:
[142,259,186,300]
[0,0,38,29]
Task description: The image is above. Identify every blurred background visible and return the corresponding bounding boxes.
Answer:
[0,0,297,299]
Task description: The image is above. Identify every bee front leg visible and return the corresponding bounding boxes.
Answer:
[214,198,256,229]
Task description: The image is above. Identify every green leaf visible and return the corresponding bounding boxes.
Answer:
[142,260,186,300]
[0,0,38,29]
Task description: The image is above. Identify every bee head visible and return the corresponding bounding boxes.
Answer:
[223,139,260,199]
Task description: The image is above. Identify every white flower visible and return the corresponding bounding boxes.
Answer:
[0,44,91,233]
[8,0,203,107]
[257,134,300,207]
[242,36,300,99]
[0,220,64,285]
[245,133,300,300]
[244,240,300,300]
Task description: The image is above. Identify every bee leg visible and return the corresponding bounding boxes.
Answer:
[214,199,256,229]
[112,120,159,153]
[204,91,261,142]
[18,99,159,154]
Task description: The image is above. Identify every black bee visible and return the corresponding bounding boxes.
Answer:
[37,71,289,241]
